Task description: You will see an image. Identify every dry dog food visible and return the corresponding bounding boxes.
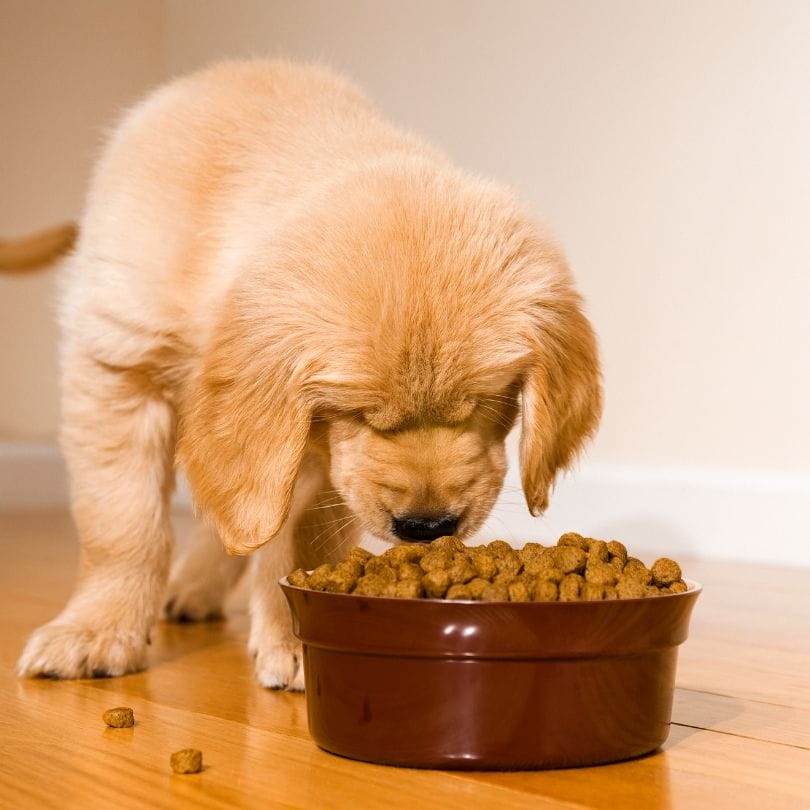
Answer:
[170,748,203,774]
[287,533,687,602]
[102,707,135,728]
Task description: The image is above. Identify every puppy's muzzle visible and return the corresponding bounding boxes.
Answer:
[392,514,459,542]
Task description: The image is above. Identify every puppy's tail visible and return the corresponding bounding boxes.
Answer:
[0,222,78,273]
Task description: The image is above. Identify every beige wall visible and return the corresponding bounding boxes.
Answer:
[0,0,163,439]
[3,1,809,475]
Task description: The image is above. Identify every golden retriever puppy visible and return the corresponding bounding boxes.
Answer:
[17,59,601,689]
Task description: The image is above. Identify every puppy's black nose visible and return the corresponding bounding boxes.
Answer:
[392,514,459,542]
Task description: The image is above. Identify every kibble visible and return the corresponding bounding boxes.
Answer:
[557,532,588,550]
[622,558,652,585]
[170,748,203,775]
[467,577,490,599]
[651,558,683,587]
[534,579,559,601]
[103,707,134,728]
[507,580,531,602]
[607,540,628,565]
[581,582,605,601]
[393,579,424,598]
[558,573,583,601]
[585,561,618,587]
[447,553,476,584]
[616,576,647,599]
[287,536,688,602]
[555,545,588,574]
[423,569,451,599]
[469,547,498,579]
[586,539,610,563]
[446,583,473,600]
[398,561,423,581]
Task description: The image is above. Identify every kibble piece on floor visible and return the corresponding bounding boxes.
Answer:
[103,707,134,728]
[170,748,203,774]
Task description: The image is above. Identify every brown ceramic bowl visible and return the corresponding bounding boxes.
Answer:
[281,579,701,770]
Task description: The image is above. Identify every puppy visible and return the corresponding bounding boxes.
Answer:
[17,59,601,689]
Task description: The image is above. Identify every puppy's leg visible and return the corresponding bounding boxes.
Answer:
[164,520,247,622]
[248,461,358,691]
[249,521,302,690]
[18,353,175,678]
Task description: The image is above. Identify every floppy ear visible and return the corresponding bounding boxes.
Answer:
[177,321,312,555]
[519,291,602,516]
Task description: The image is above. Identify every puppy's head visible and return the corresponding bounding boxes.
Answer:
[179,161,602,553]
[326,389,520,543]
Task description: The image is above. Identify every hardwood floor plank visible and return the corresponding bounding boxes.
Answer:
[0,675,577,810]
[678,640,810,710]
[672,687,810,748]
[466,724,810,810]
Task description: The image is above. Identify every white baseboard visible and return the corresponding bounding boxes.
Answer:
[0,442,195,511]
[478,463,810,568]
[2,442,808,567]
[0,442,69,510]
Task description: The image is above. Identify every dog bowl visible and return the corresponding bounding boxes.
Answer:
[280,579,701,770]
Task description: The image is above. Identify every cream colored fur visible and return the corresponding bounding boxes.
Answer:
[17,60,602,689]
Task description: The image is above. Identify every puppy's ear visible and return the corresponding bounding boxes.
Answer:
[177,323,312,555]
[519,291,602,516]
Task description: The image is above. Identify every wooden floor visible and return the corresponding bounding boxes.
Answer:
[1,510,808,809]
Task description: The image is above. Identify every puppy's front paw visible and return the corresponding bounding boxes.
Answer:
[18,620,148,679]
[250,638,305,691]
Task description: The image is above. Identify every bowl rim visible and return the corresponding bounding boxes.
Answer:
[279,575,702,605]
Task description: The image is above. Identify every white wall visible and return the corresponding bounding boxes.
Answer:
[3,1,809,563]
[162,0,810,476]
[0,0,164,439]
